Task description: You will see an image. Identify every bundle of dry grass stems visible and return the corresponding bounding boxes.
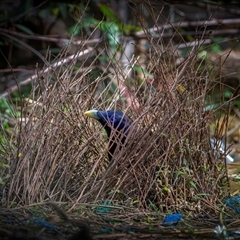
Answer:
[2,35,229,220]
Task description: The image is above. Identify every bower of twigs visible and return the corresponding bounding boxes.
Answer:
[3,40,229,209]
[0,39,231,233]
[1,3,239,239]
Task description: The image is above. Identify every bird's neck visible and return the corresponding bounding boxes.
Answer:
[104,125,130,140]
[104,125,130,161]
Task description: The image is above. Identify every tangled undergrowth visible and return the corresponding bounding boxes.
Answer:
[2,40,229,211]
[1,3,240,239]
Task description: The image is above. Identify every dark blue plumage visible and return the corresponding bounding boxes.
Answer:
[84,110,132,160]
[84,109,234,164]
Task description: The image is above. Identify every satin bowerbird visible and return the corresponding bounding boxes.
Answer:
[84,109,234,163]
[84,110,132,161]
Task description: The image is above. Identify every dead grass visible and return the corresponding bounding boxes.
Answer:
[0,4,234,222]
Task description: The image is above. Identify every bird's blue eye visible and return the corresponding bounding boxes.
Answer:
[109,116,115,123]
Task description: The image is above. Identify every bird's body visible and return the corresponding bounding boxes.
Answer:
[84,109,234,163]
[84,110,132,160]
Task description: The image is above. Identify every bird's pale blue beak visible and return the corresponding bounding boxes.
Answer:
[84,110,99,119]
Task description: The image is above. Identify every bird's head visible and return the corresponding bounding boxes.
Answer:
[84,109,132,137]
[84,109,132,160]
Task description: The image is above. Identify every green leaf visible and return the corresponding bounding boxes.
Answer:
[132,200,139,204]
[149,200,159,213]
[224,90,232,98]
[211,44,222,53]
[198,50,207,59]
[100,22,120,49]
[213,37,224,43]
[24,0,33,13]
[69,24,81,36]
[15,24,34,35]
[133,66,152,77]
[52,7,60,16]
[58,3,68,18]
[163,186,169,192]
[77,17,100,29]
[99,4,120,23]
[39,8,51,18]
[120,24,142,33]
[190,181,197,189]
[195,193,210,196]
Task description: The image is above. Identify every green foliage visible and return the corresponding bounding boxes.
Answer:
[15,24,34,35]
[39,2,68,19]
[0,97,21,186]
[226,92,240,109]
[198,50,208,60]
[99,3,141,34]
[69,24,82,36]
[0,98,17,133]
[54,3,68,18]
[100,22,120,51]
[99,4,120,23]
[207,88,240,110]
[0,123,9,185]
[148,200,162,220]
[211,38,223,52]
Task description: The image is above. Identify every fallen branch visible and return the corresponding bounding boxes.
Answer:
[135,18,240,38]
[0,47,95,98]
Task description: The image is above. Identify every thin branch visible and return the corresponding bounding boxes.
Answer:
[0,47,95,98]
[0,69,34,73]
[0,32,50,66]
[0,28,101,46]
[192,2,240,15]
[135,18,240,38]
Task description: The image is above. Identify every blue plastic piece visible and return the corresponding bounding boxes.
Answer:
[226,195,240,214]
[33,218,58,230]
[162,213,182,225]
[95,201,113,214]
